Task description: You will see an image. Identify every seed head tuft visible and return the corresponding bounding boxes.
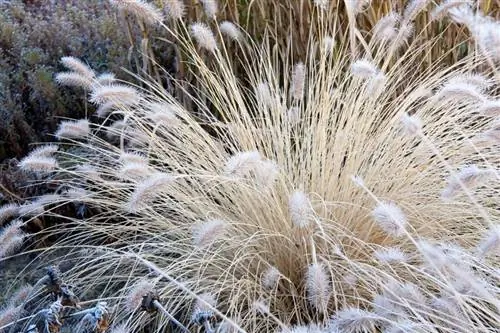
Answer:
[192,218,227,248]
[190,22,218,52]
[371,201,407,237]
[289,191,314,228]
[305,263,331,313]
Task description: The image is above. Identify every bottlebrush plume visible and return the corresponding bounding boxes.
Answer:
[403,0,429,21]
[0,203,19,225]
[125,280,155,312]
[109,0,163,26]
[90,85,141,106]
[224,151,262,178]
[119,162,154,181]
[219,21,243,42]
[28,144,59,158]
[400,113,422,136]
[446,73,492,91]
[96,101,117,118]
[55,119,90,139]
[18,155,58,172]
[200,0,218,19]
[9,284,33,306]
[431,0,470,21]
[75,164,102,181]
[329,308,378,333]
[192,218,227,248]
[291,62,306,100]
[322,36,335,55]
[55,72,94,89]
[372,294,403,321]
[394,22,414,47]
[191,292,217,321]
[305,263,331,313]
[416,240,448,268]
[106,120,129,140]
[18,201,45,217]
[96,73,117,85]
[63,187,89,201]
[434,82,486,103]
[371,201,407,237]
[0,219,26,259]
[286,106,301,125]
[146,102,181,126]
[119,151,148,164]
[313,0,329,10]
[190,22,218,52]
[289,191,314,228]
[476,225,500,257]
[345,0,371,15]
[254,82,273,106]
[0,304,22,328]
[252,159,279,189]
[479,122,500,144]
[374,247,408,264]
[127,172,175,212]
[372,12,400,42]
[60,56,95,78]
[163,0,185,20]
[251,299,269,315]
[478,100,500,117]
[351,59,379,79]
[261,266,280,290]
[441,165,494,200]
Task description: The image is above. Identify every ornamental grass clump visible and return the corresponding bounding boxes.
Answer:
[4,1,500,333]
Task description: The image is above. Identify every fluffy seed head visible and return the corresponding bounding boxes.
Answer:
[0,203,19,225]
[322,36,336,55]
[372,12,400,42]
[55,72,94,89]
[90,85,141,106]
[146,102,181,127]
[345,0,371,15]
[435,82,485,103]
[96,73,116,85]
[192,293,217,322]
[446,73,492,90]
[127,172,175,213]
[96,101,118,118]
[286,106,301,125]
[219,21,243,41]
[305,263,331,313]
[163,0,185,20]
[109,0,163,26]
[441,165,494,200]
[0,219,26,259]
[55,119,90,139]
[224,151,262,178]
[476,225,500,257]
[18,155,58,173]
[253,159,279,189]
[28,144,59,158]
[313,0,329,10]
[374,247,408,264]
[261,266,280,290]
[0,305,22,328]
[60,56,95,78]
[289,191,314,228]
[478,100,500,117]
[200,0,218,18]
[371,202,407,237]
[190,22,218,52]
[192,218,227,248]
[119,162,153,181]
[403,0,429,21]
[125,280,155,312]
[9,284,33,306]
[119,151,148,164]
[291,62,306,100]
[351,59,379,79]
[330,308,377,333]
[400,113,422,136]
[255,82,273,106]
